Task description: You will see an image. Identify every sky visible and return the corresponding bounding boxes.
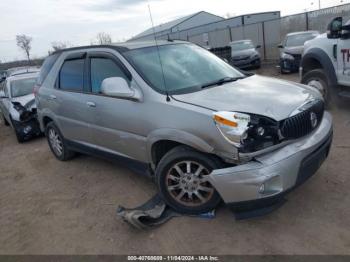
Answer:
[0,0,348,62]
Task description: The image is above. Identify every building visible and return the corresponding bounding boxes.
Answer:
[128,11,280,43]
[129,11,225,42]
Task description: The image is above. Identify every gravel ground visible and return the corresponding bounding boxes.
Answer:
[0,66,350,255]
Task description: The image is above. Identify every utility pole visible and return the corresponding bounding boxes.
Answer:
[310,1,321,10]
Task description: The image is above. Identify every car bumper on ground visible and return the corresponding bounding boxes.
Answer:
[207,111,333,208]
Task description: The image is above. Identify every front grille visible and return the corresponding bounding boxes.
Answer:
[291,54,302,67]
[281,100,324,139]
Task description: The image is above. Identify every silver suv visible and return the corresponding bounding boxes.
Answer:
[36,41,333,214]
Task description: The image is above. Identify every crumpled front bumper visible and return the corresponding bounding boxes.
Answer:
[12,117,41,140]
[207,111,333,205]
[231,57,260,69]
[280,58,300,72]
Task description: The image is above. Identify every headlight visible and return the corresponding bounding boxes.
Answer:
[251,53,260,59]
[281,52,294,60]
[213,111,250,147]
[213,111,281,152]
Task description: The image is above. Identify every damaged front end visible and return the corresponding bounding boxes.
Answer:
[11,100,41,140]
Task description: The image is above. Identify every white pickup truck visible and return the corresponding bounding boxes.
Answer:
[300,17,350,106]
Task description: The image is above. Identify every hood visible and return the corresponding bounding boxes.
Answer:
[11,93,35,109]
[283,46,304,55]
[172,75,322,121]
[232,49,257,58]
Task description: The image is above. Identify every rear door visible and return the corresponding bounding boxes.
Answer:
[49,52,94,145]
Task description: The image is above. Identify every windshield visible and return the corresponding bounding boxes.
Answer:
[285,33,318,47]
[230,41,254,51]
[10,77,36,97]
[124,44,244,94]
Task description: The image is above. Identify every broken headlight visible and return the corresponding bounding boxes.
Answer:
[12,102,35,122]
[213,111,280,153]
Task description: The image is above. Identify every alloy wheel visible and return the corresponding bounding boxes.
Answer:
[165,161,214,207]
[48,128,63,156]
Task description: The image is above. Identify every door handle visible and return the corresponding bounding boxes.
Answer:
[49,94,57,100]
[86,101,96,107]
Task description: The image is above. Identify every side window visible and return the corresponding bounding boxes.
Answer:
[90,58,129,94]
[59,59,85,92]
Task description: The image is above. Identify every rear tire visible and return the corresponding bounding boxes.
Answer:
[155,146,223,215]
[301,69,335,108]
[45,122,75,161]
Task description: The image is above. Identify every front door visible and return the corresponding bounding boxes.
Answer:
[84,51,147,161]
[0,81,11,122]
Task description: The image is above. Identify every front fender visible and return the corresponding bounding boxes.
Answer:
[146,128,214,164]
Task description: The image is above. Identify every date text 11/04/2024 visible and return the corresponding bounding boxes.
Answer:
[127,256,219,261]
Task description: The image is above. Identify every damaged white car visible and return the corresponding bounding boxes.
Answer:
[0,71,41,143]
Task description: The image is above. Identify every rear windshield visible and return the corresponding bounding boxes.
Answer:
[36,53,60,85]
[11,77,36,97]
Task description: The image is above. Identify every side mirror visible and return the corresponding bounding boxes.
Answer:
[101,77,134,98]
[277,44,283,49]
[327,17,343,39]
[256,45,261,49]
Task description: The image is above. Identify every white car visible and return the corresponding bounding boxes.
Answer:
[301,17,350,106]
[0,71,41,142]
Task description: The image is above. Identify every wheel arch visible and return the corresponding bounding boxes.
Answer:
[38,109,58,132]
[301,48,338,87]
[147,128,214,168]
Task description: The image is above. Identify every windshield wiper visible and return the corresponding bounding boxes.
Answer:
[201,76,245,89]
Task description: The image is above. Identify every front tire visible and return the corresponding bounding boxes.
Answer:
[2,114,9,126]
[301,69,333,107]
[45,122,75,161]
[14,127,25,143]
[156,146,223,215]
[9,117,25,143]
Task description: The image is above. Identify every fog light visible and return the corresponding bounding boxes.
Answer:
[259,175,283,196]
[23,126,32,134]
[257,127,265,136]
[258,184,265,194]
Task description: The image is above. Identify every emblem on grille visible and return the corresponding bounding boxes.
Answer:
[310,112,318,128]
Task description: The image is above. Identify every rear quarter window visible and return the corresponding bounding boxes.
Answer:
[36,53,60,86]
